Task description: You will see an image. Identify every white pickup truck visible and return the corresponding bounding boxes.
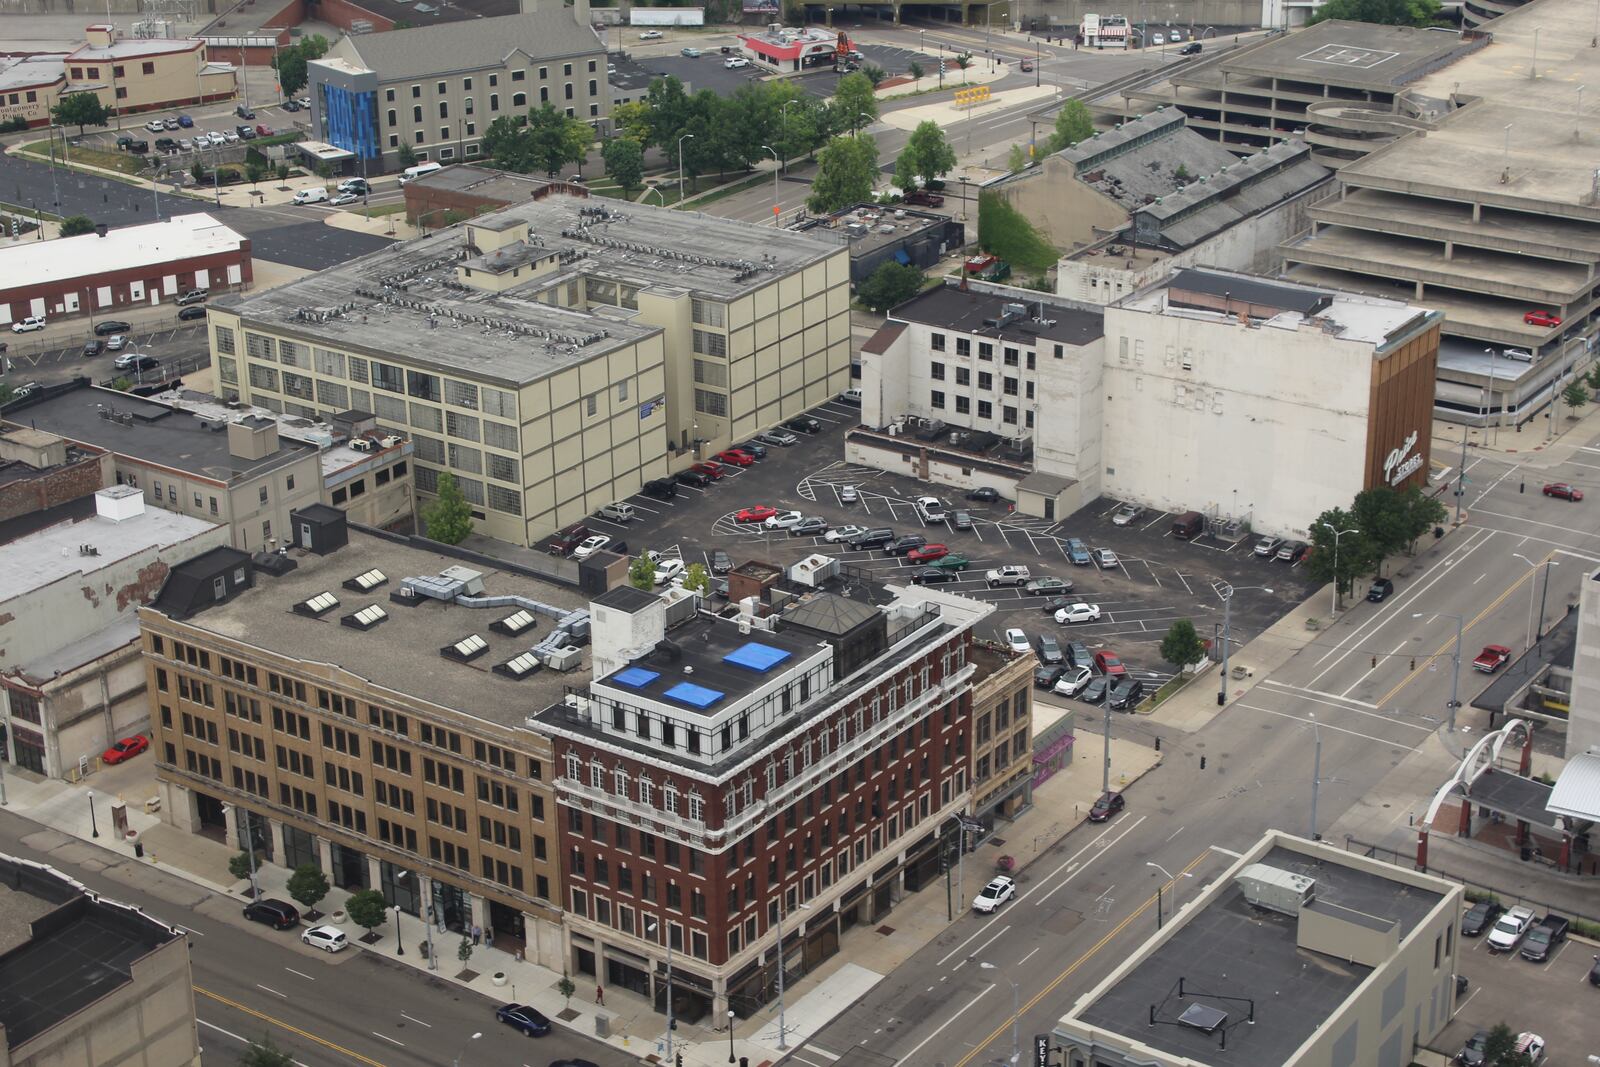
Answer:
[985,565,1031,588]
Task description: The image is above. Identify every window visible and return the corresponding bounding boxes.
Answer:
[930,390,945,409]
[955,338,971,356]
[931,362,945,380]
[386,88,396,101]
[413,105,423,123]
[955,396,971,414]
[1003,405,1018,425]
[513,92,526,108]
[693,389,727,417]
[930,332,946,352]
[977,401,992,420]
[1004,346,1019,366]
[412,85,422,98]
[977,371,992,391]
[490,93,500,112]
[692,330,726,357]
[978,342,993,361]
[955,367,970,386]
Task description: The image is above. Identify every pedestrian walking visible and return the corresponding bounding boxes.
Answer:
[484,926,494,948]
[471,923,482,945]
[596,984,605,1005]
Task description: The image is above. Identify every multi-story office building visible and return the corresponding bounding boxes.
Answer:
[142,513,577,965]
[308,4,609,174]
[536,584,991,1021]
[210,190,850,547]
[966,640,1035,825]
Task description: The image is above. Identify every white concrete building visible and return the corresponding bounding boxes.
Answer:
[1102,269,1442,539]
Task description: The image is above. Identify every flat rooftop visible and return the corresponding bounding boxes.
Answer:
[0,212,243,290]
[0,492,218,607]
[405,163,553,202]
[1070,844,1444,1064]
[156,530,589,729]
[832,203,953,258]
[4,384,314,484]
[1204,19,1477,94]
[889,283,1105,348]
[223,191,840,386]
[0,855,181,1049]
[1119,267,1433,347]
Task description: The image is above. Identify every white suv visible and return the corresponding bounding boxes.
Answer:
[10,316,45,333]
[973,876,1016,913]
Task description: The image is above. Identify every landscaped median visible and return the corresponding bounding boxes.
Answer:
[1135,657,1216,714]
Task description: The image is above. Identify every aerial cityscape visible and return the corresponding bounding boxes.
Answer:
[0,0,1596,1064]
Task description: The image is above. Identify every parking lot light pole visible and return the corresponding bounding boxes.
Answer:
[1413,611,1465,733]
[1215,584,1271,706]
[1318,523,1358,615]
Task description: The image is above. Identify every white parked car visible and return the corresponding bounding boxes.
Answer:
[572,534,612,560]
[653,558,686,585]
[301,925,349,952]
[1094,548,1120,568]
[724,56,749,68]
[1486,905,1536,952]
[839,485,859,504]
[972,876,1016,913]
[144,119,165,132]
[639,29,664,39]
[208,132,228,147]
[1004,628,1030,654]
[1053,665,1094,696]
[10,316,45,333]
[1514,1033,1545,1064]
[1152,32,1165,45]
[223,131,241,144]
[764,510,804,530]
[1054,603,1103,625]
[1111,503,1144,526]
[825,524,867,543]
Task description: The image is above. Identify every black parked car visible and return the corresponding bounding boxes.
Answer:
[242,898,300,929]
[884,534,927,556]
[1034,664,1067,688]
[911,566,959,585]
[710,550,732,574]
[1080,676,1109,704]
[178,305,207,321]
[791,516,829,537]
[967,486,1000,502]
[786,415,821,434]
[642,477,678,500]
[1088,791,1125,822]
[676,469,711,488]
[1041,596,1076,616]
[1367,578,1394,602]
[1460,899,1502,937]
[848,528,895,550]
[82,339,104,357]
[1108,677,1145,710]
[1067,642,1092,669]
[94,320,131,336]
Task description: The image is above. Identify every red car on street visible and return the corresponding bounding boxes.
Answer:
[690,461,725,480]
[1543,482,1584,501]
[1524,309,1562,328]
[102,735,149,764]
[906,543,950,563]
[1094,651,1127,677]
[713,449,755,467]
[735,505,777,523]
[1473,645,1512,673]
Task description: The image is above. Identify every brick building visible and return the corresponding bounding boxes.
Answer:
[0,427,112,528]
[534,584,991,1022]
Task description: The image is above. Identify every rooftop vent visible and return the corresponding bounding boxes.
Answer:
[294,591,340,617]
[344,568,388,592]
[442,633,489,662]
[341,604,389,631]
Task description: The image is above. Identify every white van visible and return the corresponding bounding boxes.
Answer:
[399,161,443,185]
[291,187,328,205]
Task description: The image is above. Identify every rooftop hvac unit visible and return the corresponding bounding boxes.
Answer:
[544,646,583,671]
[1235,863,1316,917]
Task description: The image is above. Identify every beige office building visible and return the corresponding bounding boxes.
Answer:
[210,188,850,547]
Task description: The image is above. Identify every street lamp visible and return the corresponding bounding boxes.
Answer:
[1318,522,1359,615]
[393,904,404,956]
[1146,862,1193,928]
[1413,612,1465,733]
[781,98,799,174]
[762,144,779,226]
[853,111,872,137]
[774,900,811,1050]
[978,961,1020,1065]
[222,803,260,898]
[727,1008,736,1062]
[647,919,675,1061]
[677,133,694,205]
[1512,553,1560,652]
[1215,583,1271,706]
[450,1031,482,1067]
[87,789,99,838]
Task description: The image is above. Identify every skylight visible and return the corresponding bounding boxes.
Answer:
[493,652,543,679]
[295,591,340,617]
[443,633,489,662]
[613,666,661,689]
[723,641,792,673]
[493,609,537,635]
[342,604,389,631]
[344,568,388,592]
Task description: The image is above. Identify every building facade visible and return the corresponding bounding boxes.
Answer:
[537,585,989,1021]
[0,212,251,328]
[309,8,609,174]
[966,640,1035,825]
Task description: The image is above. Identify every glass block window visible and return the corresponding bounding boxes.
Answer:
[282,371,313,400]
[444,379,479,409]
[585,278,616,305]
[316,380,348,409]
[218,357,238,384]
[349,388,371,412]
[248,364,279,391]
[245,333,277,361]
[410,404,442,432]
[374,394,407,424]
[415,466,438,493]
[446,412,479,441]
[256,395,282,413]
[481,386,515,419]
[454,475,484,505]
[412,434,444,463]
[691,298,725,326]
[285,401,317,419]
[279,340,307,368]
[348,357,369,384]
[487,453,518,483]
[692,330,727,358]
[214,326,236,355]
[693,389,727,416]
[314,348,345,377]
[448,443,482,474]
[487,484,522,514]
[693,359,726,387]
[482,420,517,452]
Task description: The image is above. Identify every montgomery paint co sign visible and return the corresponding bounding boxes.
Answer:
[1383,430,1423,486]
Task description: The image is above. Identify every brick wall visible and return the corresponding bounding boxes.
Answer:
[0,454,111,525]
[316,0,396,33]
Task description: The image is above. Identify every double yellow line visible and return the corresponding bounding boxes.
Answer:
[951,849,1214,1067]
[194,986,386,1067]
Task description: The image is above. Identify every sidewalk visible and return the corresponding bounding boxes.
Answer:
[0,727,1159,1065]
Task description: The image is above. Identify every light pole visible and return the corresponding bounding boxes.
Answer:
[223,803,260,898]
[1215,583,1271,706]
[978,961,1019,1065]
[1146,862,1192,928]
[393,904,404,955]
[943,811,973,919]
[774,899,810,1049]
[1319,522,1359,614]
[1414,611,1465,733]
[1512,554,1559,650]
[727,1008,736,1062]
[648,919,675,1061]
[1483,347,1501,443]
[853,111,871,137]
[762,144,779,226]
[1308,712,1324,840]
[87,789,99,838]
[450,1031,482,1067]
[781,98,799,174]
[677,133,694,204]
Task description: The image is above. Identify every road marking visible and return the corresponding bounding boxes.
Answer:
[1017,946,1041,967]
[284,968,315,981]
[1027,816,1148,906]
[1210,844,1241,858]
[256,984,288,999]
[950,924,1013,970]
[194,986,386,1067]
[199,1019,314,1067]
[400,1013,431,1028]
[936,922,1011,968]
[370,1032,405,1047]
[1235,702,1412,746]
[1258,680,1378,710]
[893,983,997,1066]
[1470,507,1597,536]
[1166,825,1185,841]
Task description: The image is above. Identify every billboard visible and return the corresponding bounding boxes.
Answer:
[631,6,706,25]
[743,0,780,11]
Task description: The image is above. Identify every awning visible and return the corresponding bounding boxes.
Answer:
[1548,750,1600,821]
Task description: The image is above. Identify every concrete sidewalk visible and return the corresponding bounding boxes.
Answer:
[0,727,1158,1065]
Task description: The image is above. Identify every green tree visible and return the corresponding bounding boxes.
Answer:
[682,562,711,596]
[831,72,879,132]
[558,973,577,1006]
[396,142,418,168]
[1047,99,1094,153]
[245,161,267,190]
[953,52,974,82]
[51,92,109,135]
[272,34,330,96]
[1481,1023,1535,1067]
[907,58,925,81]
[1563,380,1589,413]
[602,137,645,197]
[1308,0,1441,26]
[457,935,473,964]
[628,555,656,592]
[0,383,14,406]
[1007,143,1029,173]
[227,851,255,882]
[275,162,290,184]
[807,135,878,214]
[191,161,207,184]
[422,471,473,545]
[1160,619,1207,671]
[1395,485,1447,554]
[611,101,653,144]
[1351,486,1410,573]
[897,120,956,189]
[59,215,96,237]
[861,64,888,88]
[857,261,923,310]
[286,864,330,917]
[485,105,593,176]
[1306,506,1375,608]
[345,888,388,936]
[240,1034,295,1067]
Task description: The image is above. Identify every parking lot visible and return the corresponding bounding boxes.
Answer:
[71,99,305,165]
[636,41,921,101]
[1436,909,1598,1064]
[572,398,1316,690]
[4,322,209,387]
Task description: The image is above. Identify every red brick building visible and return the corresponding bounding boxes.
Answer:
[0,212,250,327]
[536,584,989,1024]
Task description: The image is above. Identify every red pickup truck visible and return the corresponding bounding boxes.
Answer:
[1472,644,1511,673]
[903,189,945,208]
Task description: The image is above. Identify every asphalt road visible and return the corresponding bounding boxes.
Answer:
[779,424,1600,1067]
[0,813,629,1067]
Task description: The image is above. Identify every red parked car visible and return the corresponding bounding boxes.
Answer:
[690,461,725,480]
[713,449,755,467]
[102,735,149,764]
[1094,651,1127,677]
[1524,309,1562,328]
[1543,482,1584,501]
[906,543,950,563]
[735,505,777,523]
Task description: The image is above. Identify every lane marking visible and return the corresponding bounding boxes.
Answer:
[1028,816,1148,906]
[199,1019,314,1067]
[256,984,288,999]
[284,968,315,981]
[400,1013,431,1028]
[1235,702,1414,746]
[370,1032,405,1048]
[893,983,997,1066]
[1258,680,1378,709]
[194,986,386,1067]
[935,922,1011,968]
[950,924,1014,970]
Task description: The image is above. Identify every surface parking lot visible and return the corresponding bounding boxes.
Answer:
[583,398,1315,688]
[1435,911,1598,1064]
[637,42,919,101]
[5,323,209,386]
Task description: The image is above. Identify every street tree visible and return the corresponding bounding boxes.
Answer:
[227,851,255,883]
[1306,506,1375,608]
[602,137,645,197]
[898,120,956,188]
[59,215,96,237]
[832,72,879,131]
[682,562,711,597]
[396,142,418,168]
[527,104,594,176]
[1308,0,1440,26]
[275,162,290,184]
[861,64,888,87]
[628,555,656,591]
[345,888,388,938]
[272,35,329,96]
[51,92,109,135]
[245,161,267,189]
[907,58,925,81]
[1395,485,1447,554]
[458,935,473,964]
[857,261,923,310]
[1586,363,1600,394]
[191,161,207,184]
[1047,98,1094,152]
[611,101,653,144]
[807,134,878,214]
[1160,619,1207,671]
[422,472,473,544]
[1351,486,1410,572]
[286,864,330,917]
[953,52,974,81]
[240,1034,295,1067]
[1007,143,1029,173]
[558,973,577,1006]
[1562,380,1589,414]
[1481,1023,1535,1067]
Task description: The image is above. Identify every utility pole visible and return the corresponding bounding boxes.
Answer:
[1308,715,1322,840]
[1218,585,1233,707]
[1537,559,1555,652]
[1101,702,1112,794]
